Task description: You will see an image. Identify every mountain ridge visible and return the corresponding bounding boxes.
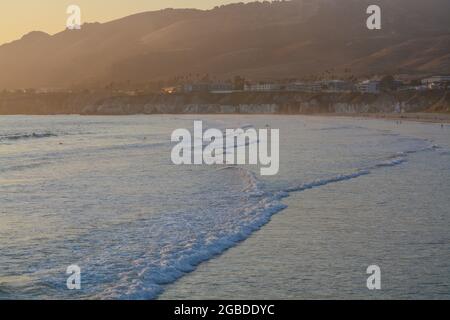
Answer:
[1,0,449,89]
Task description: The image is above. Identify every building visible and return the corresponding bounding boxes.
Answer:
[397,86,418,92]
[180,82,235,93]
[244,82,282,92]
[392,80,404,91]
[285,81,322,93]
[286,82,308,92]
[183,83,210,93]
[421,76,450,89]
[209,82,234,93]
[356,80,380,94]
[322,80,354,92]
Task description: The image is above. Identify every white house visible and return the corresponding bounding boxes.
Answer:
[244,83,282,92]
[421,76,450,89]
[322,80,354,92]
[356,80,380,93]
[209,82,234,93]
[286,82,322,92]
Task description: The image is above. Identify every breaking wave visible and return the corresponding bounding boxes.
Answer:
[0,132,57,142]
[313,125,366,131]
[99,140,439,300]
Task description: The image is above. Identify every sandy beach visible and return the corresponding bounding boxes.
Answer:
[319,113,450,124]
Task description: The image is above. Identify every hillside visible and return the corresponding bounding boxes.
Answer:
[0,0,449,89]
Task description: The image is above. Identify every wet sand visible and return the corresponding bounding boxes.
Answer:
[317,113,450,124]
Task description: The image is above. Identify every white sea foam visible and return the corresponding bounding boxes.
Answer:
[0,132,57,141]
[1,116,446,301]
[101,142,436,299]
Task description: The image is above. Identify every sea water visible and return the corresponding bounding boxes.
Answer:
[0,115,449,299]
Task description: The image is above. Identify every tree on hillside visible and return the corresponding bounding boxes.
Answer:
[379,75,396,92]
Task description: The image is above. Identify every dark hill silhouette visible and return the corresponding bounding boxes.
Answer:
[0,0,449,89]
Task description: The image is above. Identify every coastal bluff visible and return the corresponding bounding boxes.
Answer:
[0,91,449,115]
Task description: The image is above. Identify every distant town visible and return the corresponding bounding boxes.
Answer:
[1,75,449,97]
[1,74,449,116]
[161,75,450,95]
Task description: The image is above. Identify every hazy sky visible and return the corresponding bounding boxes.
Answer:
[0,0,253,45]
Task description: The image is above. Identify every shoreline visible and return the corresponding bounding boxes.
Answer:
[1,112,449,124]
[313,112,450,124]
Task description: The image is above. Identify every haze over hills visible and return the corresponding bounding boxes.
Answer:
[1,0,449,89]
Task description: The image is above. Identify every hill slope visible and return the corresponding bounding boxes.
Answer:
[0,0,449,89]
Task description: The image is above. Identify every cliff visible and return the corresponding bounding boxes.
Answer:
[0,90,449,115]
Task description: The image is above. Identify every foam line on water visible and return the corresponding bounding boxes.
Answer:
[0,132,57,141]
[283,169,371,193]
[99,142,440,300]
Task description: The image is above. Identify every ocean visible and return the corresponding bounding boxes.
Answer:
[0,115,449,299]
